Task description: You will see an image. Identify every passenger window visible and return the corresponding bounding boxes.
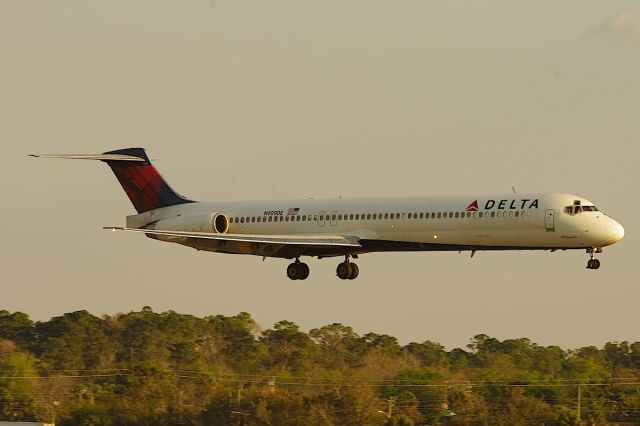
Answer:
[419,213,424,219]
[230,217,234,223]
[515,211,520,217]
[355,214,360,220]
[302,216,306,221]
[367,214,371,220]
[373,214,377,220]
[437,212,442,218]
[491,212,496,218]
[478,212,483,218]
[331,215,336,221]
[455,212,459,218]
[296,216,300,221]
[250,217,254,222]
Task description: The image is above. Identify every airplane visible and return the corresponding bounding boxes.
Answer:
[31,148,625,280]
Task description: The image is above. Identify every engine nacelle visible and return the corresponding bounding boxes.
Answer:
[150,212,229,234]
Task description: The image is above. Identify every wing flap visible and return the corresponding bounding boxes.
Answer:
[104,227,362,248]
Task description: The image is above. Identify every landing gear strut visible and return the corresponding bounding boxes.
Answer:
[287,258,310,280]
[586,248,601,270]
[337,256,359,280]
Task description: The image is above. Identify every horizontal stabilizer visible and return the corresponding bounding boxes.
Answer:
[29,153,146,162]
[104,227,362,248]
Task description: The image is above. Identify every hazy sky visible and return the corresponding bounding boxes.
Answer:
[1,1,638,349]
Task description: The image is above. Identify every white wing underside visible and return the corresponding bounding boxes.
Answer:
[105,227,362,248]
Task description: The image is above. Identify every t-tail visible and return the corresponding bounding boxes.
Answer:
[30,148,194,213]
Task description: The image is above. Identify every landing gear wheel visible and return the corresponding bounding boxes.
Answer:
[587,259,601,270]
[586,248,602,270]
[297,263,310,280]
[336,262,352,280]
[287,262,310,280]
[347,263,359,280]
[287,263,300,280]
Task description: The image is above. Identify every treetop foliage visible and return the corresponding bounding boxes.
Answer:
[0,308,638,425]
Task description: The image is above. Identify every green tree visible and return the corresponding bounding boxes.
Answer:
[35,310,116,370]
[261,321,318,372]
[0,311,35,349]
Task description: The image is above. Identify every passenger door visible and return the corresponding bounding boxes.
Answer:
[544,209,555,232]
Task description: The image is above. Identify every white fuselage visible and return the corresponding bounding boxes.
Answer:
[125,192,624,259]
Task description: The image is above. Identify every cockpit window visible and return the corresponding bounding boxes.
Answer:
[564,204,598,215]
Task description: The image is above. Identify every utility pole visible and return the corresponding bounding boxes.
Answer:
[237,383,244,404]
[387,397,395,419]
[442,381,449,410]
[576,384,582,423]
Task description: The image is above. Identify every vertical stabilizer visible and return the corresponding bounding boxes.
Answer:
[101,148,193,213]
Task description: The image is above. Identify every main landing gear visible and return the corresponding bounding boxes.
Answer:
[286,256,360,280]
[336,256,359,280]
[586,247,601,270]
[287,259,310,280]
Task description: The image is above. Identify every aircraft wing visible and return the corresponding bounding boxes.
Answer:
[104,227,362,248]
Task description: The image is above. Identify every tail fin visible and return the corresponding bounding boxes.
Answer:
[102,148,193,213]
[31,148,194,213]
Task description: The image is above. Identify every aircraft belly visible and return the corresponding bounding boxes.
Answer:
[180,238,352,259]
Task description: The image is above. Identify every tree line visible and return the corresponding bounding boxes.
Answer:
[0,308,639,425]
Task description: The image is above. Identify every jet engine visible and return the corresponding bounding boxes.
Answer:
[150,212,229,234]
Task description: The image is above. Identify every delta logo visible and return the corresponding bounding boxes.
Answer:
[467,199,540,210]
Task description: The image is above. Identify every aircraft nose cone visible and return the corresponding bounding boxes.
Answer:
[607,221,625,244]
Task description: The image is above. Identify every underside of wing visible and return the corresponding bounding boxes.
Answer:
[105,226,361,258]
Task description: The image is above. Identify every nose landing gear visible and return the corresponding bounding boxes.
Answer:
[586,248,601,270]
[337,256,359,280]
[287,258,310,280]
